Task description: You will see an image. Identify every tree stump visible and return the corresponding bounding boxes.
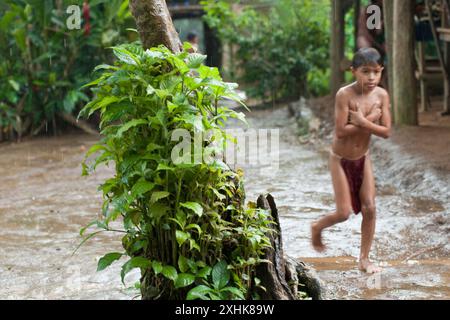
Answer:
[253,194,325,300]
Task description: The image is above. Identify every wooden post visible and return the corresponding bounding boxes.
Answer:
[354,0,361,52]
[330,0,346,96]
[383,0,395,120]
[441,0,450,115]
[204,21,222,69]
[392,0,418,125]
[443,40,450,115]
[417,41,428,112]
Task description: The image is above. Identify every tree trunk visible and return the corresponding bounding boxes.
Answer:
[129,0,182,52]
[392,0,417,125]
[330,0,346,96]
[383,0,394,118]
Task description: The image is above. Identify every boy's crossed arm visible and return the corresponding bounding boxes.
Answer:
[349,91,391,139]
[334,90,385,139]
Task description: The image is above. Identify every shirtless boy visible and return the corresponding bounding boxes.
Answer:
[311,47,391,274]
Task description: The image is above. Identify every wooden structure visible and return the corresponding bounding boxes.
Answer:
[433,0,450,115]
[330,0,446,125]
[414,0,450,115]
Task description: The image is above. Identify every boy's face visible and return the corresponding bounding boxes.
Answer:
[351,64,384,91]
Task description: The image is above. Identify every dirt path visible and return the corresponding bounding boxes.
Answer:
[0,135,137,299]
[0,105,448,299]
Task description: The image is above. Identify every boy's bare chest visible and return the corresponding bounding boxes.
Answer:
[349,96,382,115]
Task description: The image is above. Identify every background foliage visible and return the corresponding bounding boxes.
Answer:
[0,0,134,140]
[201,0,331,102]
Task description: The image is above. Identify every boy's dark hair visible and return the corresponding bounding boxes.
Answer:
[352,47,383,68]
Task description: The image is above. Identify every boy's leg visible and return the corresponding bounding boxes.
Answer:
[312,154,353,252]
[358,155,382,273]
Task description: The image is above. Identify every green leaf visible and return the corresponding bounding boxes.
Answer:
[13,28,26,52]
[175,210,186,228]
[72,230,106,256]
[97,252,122,271]
[116,119,148,137]
[212,260,230,290]
[189,239,201,252]
[131,180,154,198]
[167,101,178,113]
[63,90,79,113]
[174,273,195,289]
[8,80,20,92]
[81,76,104,89]
[146,143,163,152]
[84,144,107,159]
[220,286,245,299]
[93,64,119,72]
[161,265,178,281]
[146,84,155,95]
[186,285,212,300]
[112,46,140,65]
[186,259,198,273]
[180,202,203,217]
[126,210,142,226]
[186,53,207,68]
[183,41,193,51]
[198,65,221,80]
[156,163,174,171]
[230,111,248,125]
[178,256,189,273]
[121,257,152,283]
[145,49,164,60]
[197,266,212,279]
[148,203,169,221]
[176,230,190,247]
[79,220,98,236]
[0,11,16,32]
[185,223,202,235]
[180,114,204,132]
[152,261,163,275]
[209,293,222,300]
[84,96,121,117]
[150,191,170,203]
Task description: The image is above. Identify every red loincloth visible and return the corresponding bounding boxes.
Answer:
[340,155,366,214]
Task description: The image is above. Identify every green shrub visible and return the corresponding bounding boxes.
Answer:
[78,42,274,300]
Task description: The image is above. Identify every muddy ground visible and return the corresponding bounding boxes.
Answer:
[0,101,448,300]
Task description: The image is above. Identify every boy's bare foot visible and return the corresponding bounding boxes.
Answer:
[311,222,326,252]
[358,259,382,273]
